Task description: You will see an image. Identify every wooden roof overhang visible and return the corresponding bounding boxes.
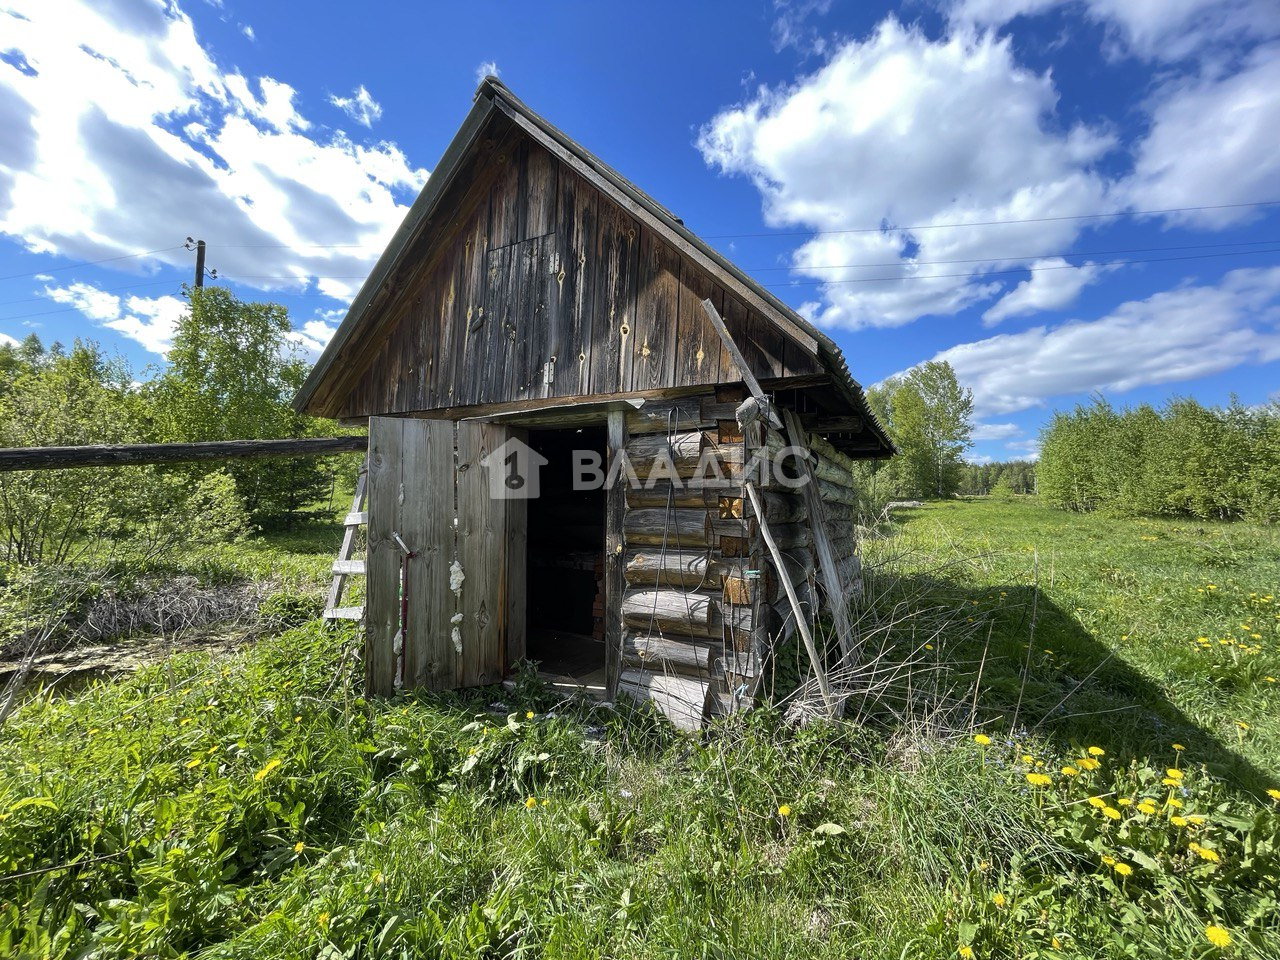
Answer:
[293,78,893,458]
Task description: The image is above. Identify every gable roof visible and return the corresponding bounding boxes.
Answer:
[294,78,892,456]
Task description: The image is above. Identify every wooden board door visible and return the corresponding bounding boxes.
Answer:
[366,417,526,695]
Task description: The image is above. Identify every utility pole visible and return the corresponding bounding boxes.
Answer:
[184,237,217,288]
[194,239,206,288]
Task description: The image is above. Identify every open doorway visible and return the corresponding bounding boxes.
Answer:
[523,425,607,687]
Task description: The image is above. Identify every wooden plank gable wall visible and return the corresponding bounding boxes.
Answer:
[335,129,821,420]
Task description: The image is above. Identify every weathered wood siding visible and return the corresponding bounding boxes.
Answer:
[334,132,821,420]
[365,417,525,695]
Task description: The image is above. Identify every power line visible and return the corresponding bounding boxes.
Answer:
[0,246,185,283]
[743,238,1280,273]
[759,246,1280,288]
[702,199,1280,241]
[0,278,182,309]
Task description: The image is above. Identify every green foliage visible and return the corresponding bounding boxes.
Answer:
[959,459,1037,497]
[1039,395,1280,522]
[863,360,975,499]
[0,338,248,566]
[3,501,1280,957]
[147,287,340,526]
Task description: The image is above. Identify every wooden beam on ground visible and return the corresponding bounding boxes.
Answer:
[0,436,368,472]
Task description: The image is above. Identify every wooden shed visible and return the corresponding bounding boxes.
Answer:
[294,78,893,728]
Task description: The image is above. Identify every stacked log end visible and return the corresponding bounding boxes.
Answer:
[615,392,866,729]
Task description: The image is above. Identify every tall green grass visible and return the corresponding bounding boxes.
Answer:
[0,499,1277,958]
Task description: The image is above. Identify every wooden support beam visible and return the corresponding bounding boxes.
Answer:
[0,436,367,472]
[604,409,627,699]
[782,409,858,671]
[744,480,833,715]
[701,299,783,429]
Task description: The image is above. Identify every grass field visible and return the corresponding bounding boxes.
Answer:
[1,498,1278,958]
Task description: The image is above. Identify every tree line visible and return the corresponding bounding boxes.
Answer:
[1038,396,1280,522]
[0,287,353,565]
[958,460,1036,498]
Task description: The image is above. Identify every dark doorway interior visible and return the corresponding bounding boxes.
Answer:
[524,426,607,683]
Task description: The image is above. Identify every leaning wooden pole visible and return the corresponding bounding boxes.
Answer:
[744,480,833,716]
[0,436,368,472]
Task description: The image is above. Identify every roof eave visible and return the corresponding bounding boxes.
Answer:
[292,87,500,414]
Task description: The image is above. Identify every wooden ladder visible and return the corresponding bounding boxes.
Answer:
[324,461,368,623]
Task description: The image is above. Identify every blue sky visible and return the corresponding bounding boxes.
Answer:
[1,0,1278,462]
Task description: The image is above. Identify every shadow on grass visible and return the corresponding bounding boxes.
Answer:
[848,573,1275,797]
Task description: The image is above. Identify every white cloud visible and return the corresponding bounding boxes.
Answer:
[285,316,340,359]
[926,266,1280,416]
[0,0,427,305]
[972,421,1021,441]
[241,24,254,41]
[475,60,500,84]
[950,0,1280,61]
[0,332,19,347]
[1123,47,1280,229]
[698,20,1115,329]
[982,259,1108,324]
[328,84,382,128]
[43,282,186,355]
[771,0,834,54]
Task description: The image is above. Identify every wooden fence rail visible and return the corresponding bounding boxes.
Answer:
[0,436,368,472]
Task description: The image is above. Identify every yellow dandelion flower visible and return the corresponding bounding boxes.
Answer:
[1191,843,1221,863]
[185,758,203,769]
[1205,925,1231,949]
[1187,815,1206,826]
[974,734,992,746]
[1021,754,1035,764]
[1137,801,1158,816]
[1118,798,1133,806]
[1102,806,1121,820]
[294,841,305,853]
[1101,855,1116,865]
[1088,746,1105,757]
[1165,768,1183,781]
[318,911,330,930]
[373,871,384,885]
[1162,778,1179,786]
[1266,677,1276,683]
[1266,788,1280,802]
[1236,721,1250,730]
[526,710,535,719]
[1026,773,1053,787]
[992,893,1006,907]
[1171,816,1188,827]
[254,758,282,782]
[1087,796,1107,808]
[1078,758,1101,771]
[1167,797,1183,808]
[778,804,792,817]
[525,797,538,809]
[1062,766,1079,776]
[1112,862,1133,877]
[959,947,975,960]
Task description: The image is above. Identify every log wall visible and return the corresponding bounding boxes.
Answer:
[613,388,865,728]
